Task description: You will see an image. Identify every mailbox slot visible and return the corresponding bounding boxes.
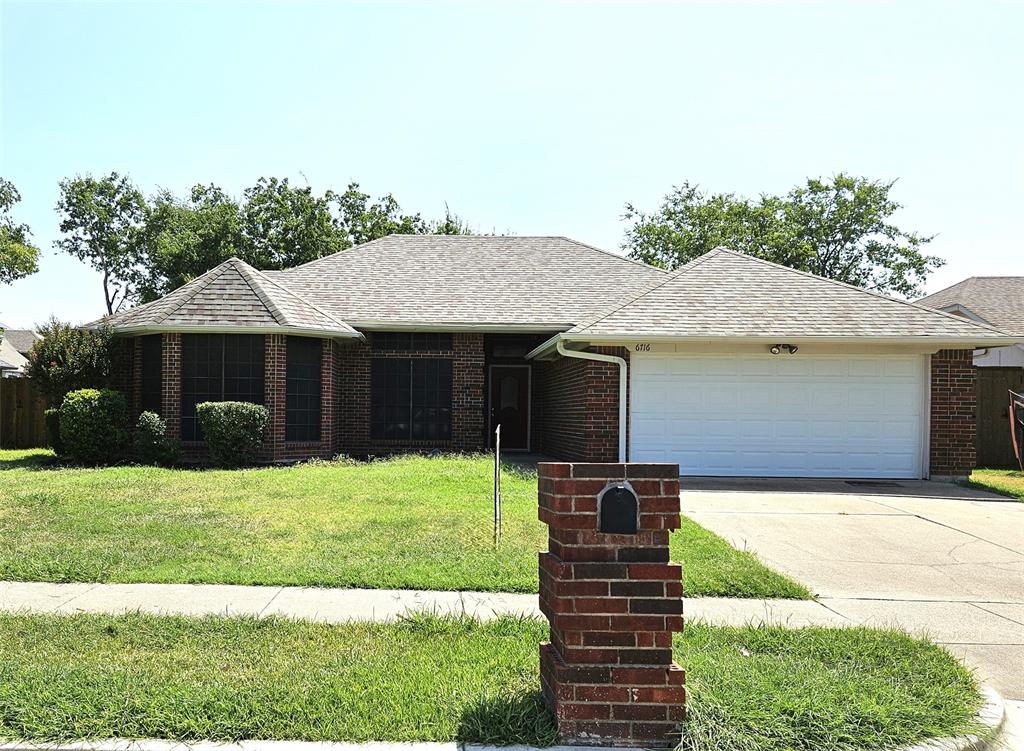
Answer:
[597,482,639,534]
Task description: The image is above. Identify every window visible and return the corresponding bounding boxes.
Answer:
[286,337,322,442]
[372,332,453,352]
[181,334,265,440]
[139,335,162,415]
[371,359,452,441]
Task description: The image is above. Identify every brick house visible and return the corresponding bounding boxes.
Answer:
[95,236,1020,478]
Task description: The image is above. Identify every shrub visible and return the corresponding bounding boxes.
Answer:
[133,411,181,466]
[44,408,63,455]
[59,388,129,465]
[26,318,115,406]
[196,401,268,467]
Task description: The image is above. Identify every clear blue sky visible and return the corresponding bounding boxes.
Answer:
[1,0,1021,328]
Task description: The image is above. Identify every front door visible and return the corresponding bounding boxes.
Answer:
[977,367,1024,468]
[490,365,530,451]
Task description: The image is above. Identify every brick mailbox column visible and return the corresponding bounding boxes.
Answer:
[538,462,685,748]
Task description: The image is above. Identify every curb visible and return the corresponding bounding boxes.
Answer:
[0,688,1007,751]
[896,686,1005,751]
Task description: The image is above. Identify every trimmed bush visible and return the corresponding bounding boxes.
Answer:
[44,408,63,455]
[133,411,181,466]
[59,388,129,465]
[196,401,268,467]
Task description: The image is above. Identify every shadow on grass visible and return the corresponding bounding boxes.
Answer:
[456,690,559,747]
[0,450,58,471]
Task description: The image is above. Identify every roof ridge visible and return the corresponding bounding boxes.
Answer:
[233,261,289,327]
[150,261,232,325]
[556,237,670,274]
[244,264,355,332]
[571,249,725,333]
[710,247,1016,337]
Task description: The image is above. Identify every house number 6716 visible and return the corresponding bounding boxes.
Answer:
[634,343,652,352]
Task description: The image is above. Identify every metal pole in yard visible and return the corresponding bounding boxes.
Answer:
[494,423,502,545]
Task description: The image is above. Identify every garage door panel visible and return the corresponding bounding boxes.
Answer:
[630,354,924,478]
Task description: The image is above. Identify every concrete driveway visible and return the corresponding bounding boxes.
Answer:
[682,478,1024,700]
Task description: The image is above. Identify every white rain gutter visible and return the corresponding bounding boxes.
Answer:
[555,340,627,463]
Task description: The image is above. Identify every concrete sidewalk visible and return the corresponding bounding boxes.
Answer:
[3,580,1020,693]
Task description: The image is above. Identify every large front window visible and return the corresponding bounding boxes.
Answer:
[286,337,322,442]
[371,359,452,441]
[181,334,265,441]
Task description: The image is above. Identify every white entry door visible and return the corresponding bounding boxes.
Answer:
[629,354,926,478]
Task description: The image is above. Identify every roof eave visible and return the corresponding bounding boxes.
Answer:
[106,324,365,342]
[531,332,1024,356]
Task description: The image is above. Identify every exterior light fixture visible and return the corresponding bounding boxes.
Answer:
[770,345,782,355]
[787,344,798,354]
[770,343,799,355]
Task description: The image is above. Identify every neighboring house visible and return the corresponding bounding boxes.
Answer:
[92,236,1021,479]
[0,332,29,378]
[0,328,42,358]
[918,277,1024,367]
[919,277,1024,467]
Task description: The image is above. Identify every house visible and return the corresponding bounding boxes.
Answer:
[919,277,1024,467]
[93,236,1021,478]
[918,277,1024,367]
[0,331,29,378]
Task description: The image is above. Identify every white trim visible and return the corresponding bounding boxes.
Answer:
[527,332,1024,360]
[350,321,571,333]
[109,325,364,341]
[487,364,531,452]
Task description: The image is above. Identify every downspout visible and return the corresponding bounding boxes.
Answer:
[556,340,627,463]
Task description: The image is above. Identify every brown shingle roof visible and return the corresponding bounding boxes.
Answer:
[564,248,1017,342]
[98,258,360,338]
[273,235,667,329]
[918,277,1024,336]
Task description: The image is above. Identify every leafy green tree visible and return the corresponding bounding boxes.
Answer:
[241,177,347,268]
[333,182,428,245]
[25,318,115,405]
[624,174,942,297]
[134,185,244,302]
[55,172,147,313]
[0,178,40,284]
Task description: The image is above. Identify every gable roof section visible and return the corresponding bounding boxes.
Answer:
[918,277,1024,336]
[558,248,1018,344]
[99,258,360,339]
[273,235,667,329]
[0,335,28,374]
[0,329,41,355]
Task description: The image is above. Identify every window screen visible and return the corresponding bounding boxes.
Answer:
[286,337,322,442]
[371,359,452,441]
[181,334,265,441]
[139,335,162,415]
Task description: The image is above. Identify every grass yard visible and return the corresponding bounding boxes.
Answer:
[0,449,809,598]
[0,612,983,751]
[966,468,1024,501]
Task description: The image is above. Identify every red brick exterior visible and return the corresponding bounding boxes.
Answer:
[930,349,977,478]
[161,333,181,440]
[538,462,685,748]
[536,347,628,462]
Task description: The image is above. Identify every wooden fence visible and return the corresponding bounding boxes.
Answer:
[0,377,48,449]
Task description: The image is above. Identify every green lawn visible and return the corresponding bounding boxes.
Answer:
[0,612,982,751]
[966,468,1024,500]
[0,449,809,598]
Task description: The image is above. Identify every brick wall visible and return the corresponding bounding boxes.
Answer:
[930,349,977,477]
[161,333,181,439]
[263,334,287,460]
[535,347,628,462]
[334,332,486,456]
[538,462,685,748]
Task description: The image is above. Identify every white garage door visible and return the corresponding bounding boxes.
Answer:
[630,354,926,478]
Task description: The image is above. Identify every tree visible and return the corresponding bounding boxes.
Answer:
[0,178,40,284]
[55,172,147,313]
[623,174,942,297]
[24,318,115,405]
[333,182,427,245]
[241,177,347,268]
[133,185,244,302]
